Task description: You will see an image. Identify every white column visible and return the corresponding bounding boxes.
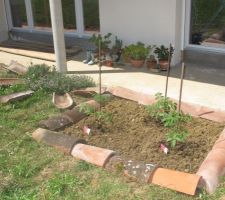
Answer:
[75,0,84,37]
[4,0,13,30]
[25,0,34,30]
[49,0,67,72]
[0,0,9,41]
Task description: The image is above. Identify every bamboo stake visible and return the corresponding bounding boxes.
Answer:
[98,40,102,111]
[178,62,185,112]
[165,44,172,98]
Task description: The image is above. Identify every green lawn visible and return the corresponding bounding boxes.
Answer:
[0,87,225,200]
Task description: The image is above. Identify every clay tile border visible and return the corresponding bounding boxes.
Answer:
[197,128,225,194]
[39,100,99,131]
[71,143,115,167]
[33,86,225,196]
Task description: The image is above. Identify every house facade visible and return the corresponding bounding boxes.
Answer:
[0,0,225,68]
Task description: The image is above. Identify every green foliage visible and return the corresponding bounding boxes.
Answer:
[93,94,111,105]
[0,84,28,96]
[79,103,96,115]
[75,160,94,171]
[124,42,150,60]
[46,174,85,199]
[24,64,95,94]
[166,129,188,148]
[154,45,174,60]
[146,93,191,148]
[90,33,112,51]
[112,36,123,52]
[95,111,112,123]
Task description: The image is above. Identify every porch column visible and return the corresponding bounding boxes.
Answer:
[0,0,9,42]
[49,0,67,72]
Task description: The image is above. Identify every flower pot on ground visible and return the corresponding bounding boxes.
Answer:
[146,55,157,70]
[52,92,74,109]
[124,42,150,68]
[130,59,145,68]
[154,45,174,71]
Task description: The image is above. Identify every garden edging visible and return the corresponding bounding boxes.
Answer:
[32,86,225,196]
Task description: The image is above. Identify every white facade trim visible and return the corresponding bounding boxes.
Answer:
[25,0,34,30]
[4,0,13,30]
[75,0,85,37]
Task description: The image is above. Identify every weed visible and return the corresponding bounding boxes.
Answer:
[93,94,111,104]
[79,103,96,115]
[95,111,112,123]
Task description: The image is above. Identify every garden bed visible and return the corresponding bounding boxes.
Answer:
[64,97,225,173]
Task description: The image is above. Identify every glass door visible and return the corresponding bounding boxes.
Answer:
[190,0,225,50]
[6,0,100,37]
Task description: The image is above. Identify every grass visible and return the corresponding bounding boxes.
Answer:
[0,85,225,199]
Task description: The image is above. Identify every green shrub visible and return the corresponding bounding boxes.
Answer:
[24,64,95,94]
[146,93,191,148]
[123,42,150,60]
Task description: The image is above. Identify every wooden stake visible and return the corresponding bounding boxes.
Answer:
[165,44,172,98]
[178,62,185,112]
[98,40,102,111]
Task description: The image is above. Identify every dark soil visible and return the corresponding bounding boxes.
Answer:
[64,98,225,173]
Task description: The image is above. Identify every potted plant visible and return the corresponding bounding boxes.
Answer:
[124,42,149,68]
[154,45,174,70]
[146,55,157,69]
[111,36,123,62]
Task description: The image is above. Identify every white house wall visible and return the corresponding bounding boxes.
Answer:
[99,0,183,65]
[0,0,8,42]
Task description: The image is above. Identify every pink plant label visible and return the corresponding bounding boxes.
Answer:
[160,144,169,154]
[83,126,91,135]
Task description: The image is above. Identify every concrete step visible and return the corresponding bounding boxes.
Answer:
[184,47,225,68]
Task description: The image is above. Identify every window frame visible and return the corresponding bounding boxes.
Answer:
[4,0,99,38]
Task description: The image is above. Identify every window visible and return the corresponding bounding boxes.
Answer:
[9,0,27,28]
[190,0,225,49]
[7,0,100,36]
[62,0,76,31]
[83,0,100,32]
[32,0,51,30]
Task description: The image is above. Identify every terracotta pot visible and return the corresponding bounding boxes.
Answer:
[146,60,157,69]
[104,60,114,67]
[159,60,169,71]
[130,59,145,68]
[52,92,74,109]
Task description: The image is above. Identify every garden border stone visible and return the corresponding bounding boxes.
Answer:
[0,78,23,86]
[197,128,225,194]
[32,128,86,155]
[39,100,99,131]
[0,90,34,103]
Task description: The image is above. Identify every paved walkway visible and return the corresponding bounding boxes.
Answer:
[0,51,225,112]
